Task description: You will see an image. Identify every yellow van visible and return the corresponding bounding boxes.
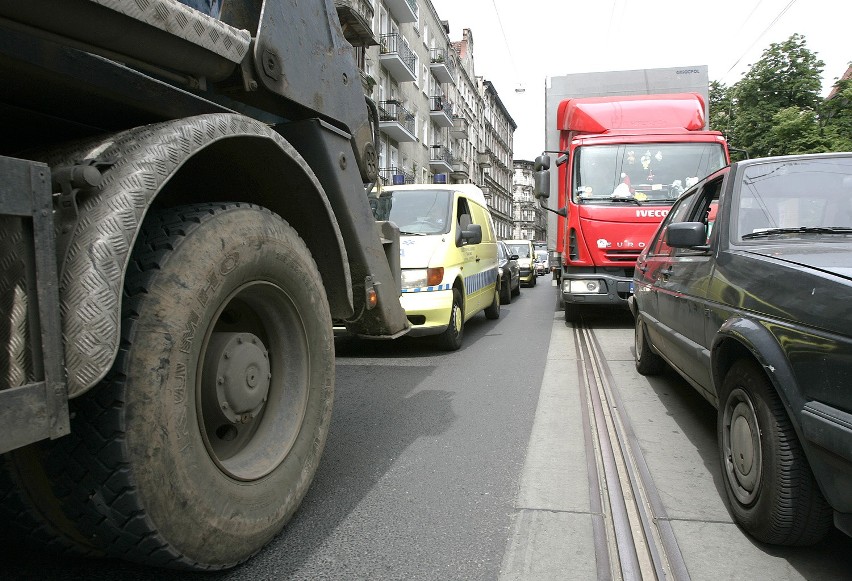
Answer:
[375,184,500,350]
[504,239,537,287]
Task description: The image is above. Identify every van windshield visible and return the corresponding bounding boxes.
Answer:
[374,189,452,235]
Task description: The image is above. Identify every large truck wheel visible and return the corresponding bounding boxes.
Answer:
[18,203,335,570]
[564,302,580,323]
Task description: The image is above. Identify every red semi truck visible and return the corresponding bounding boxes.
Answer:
[534,92,730,322]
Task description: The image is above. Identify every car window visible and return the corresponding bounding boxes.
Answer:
[647,191,696,257]
[683,176,723,248]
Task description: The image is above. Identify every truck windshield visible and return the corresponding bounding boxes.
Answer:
[573,143,727,205]
[374,189,452,235]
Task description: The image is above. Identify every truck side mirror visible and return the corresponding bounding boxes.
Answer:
[534,154,550,171]
[533,169,550,200]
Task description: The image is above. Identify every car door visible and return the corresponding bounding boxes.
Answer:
[636,190,696,360]
[465,198,498,316]
[655,177,724,391]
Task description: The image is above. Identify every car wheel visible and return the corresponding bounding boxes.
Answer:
[511,277,520,297]
[564,302,580,323]
[718,359,832,546]
[435,288,464,351]
[531,274,537,287]
[500,275,512,305]
[484,284,500,320]
[634,314,665,375]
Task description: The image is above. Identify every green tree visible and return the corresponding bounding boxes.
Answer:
[708,80,733,135]
[729,33,824,157]
[822,73,852,152]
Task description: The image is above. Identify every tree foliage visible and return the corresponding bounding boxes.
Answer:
[708,33,850,158]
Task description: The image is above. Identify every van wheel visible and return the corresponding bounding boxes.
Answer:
[634,314,665,375]
[718,360,831,545]
[436,289,464,351]
[485,284,500,320]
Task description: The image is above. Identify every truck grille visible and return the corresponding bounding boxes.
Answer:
[603,249,642,263]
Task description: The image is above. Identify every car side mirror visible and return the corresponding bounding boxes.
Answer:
[666,222,708,248]
[510,254,519,260]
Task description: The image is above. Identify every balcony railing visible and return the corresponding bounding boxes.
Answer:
[379,33,416,82]
[429,145,453,174]
[429,47,457,84]
[378,100,416,142]
[429,95,454,128]
[379,166,415,185]
[334,0,378,47]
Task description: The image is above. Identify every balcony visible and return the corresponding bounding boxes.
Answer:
[477,151,492,168]
[379,166,415,185]
[378,100,416,142]
[450,159,469,181]
[429,145,453,175]
[384,0,417,23]
[429,47,457,84]
[450,115,469,139]
[429,96,453,128]
[379,33,417,83]
[334,0,378,47]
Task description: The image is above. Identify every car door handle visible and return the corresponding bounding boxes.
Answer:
[475,257,481,262]
[660,266,673,280]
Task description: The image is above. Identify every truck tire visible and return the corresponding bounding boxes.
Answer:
[14,203,335,570]
[564,302,580,323]
[718,359,832,546]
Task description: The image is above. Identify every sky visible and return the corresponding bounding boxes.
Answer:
[428,0,851,161]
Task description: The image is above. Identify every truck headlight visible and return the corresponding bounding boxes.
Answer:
[568,280,603,294]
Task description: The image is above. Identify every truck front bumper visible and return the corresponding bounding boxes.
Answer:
[561,272,634,308]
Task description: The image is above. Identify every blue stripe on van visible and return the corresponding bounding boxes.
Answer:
[401,284,452,293]
[464,267,498,294]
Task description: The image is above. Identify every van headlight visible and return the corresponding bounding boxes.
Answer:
[401,267,444,289]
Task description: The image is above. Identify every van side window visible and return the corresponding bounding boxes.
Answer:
[457,198,472,230]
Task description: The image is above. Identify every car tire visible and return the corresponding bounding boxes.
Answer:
[718,359,832,546]
[564,302,580,323]
[531,274,537,287]
[511,278,520,297]
[5,203,335,569]
[634,314,665,375]
[484,284,500,320]
[435,288,464,351]
[500,275,512,305]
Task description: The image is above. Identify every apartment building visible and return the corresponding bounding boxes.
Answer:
[512,160,547,241]
[335,0,517,238]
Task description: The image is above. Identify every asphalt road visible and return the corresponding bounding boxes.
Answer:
[4,278,852,580]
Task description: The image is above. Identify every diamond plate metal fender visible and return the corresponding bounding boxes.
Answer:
[40,113,344,397]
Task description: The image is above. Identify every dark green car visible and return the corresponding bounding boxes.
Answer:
[630,152,852,547]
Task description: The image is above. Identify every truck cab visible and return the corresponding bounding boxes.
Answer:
[535,93,729,322]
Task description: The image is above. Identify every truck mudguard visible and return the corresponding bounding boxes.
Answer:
[35,113,350,397]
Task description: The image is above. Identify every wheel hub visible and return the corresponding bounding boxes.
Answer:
[730,405,757,490]
[208,332,270,423]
